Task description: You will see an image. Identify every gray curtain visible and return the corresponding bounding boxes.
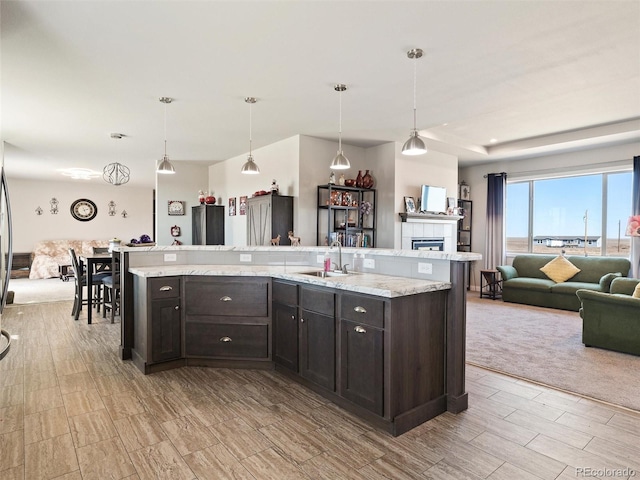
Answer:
[485,172,507,270]
[631,156,640,278]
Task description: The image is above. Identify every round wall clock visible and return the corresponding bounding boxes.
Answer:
[70,198,98,221]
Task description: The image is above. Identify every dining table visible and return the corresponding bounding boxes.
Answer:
[79,253,113,324]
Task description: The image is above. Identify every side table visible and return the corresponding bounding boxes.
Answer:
[480,269,502,300]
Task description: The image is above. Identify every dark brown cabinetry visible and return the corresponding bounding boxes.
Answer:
[149,277,181,364]
[184,277,270,362]
[339,294,384,415]
[272,281,299,372]
[192,205,225,245]
[247,194,294,246]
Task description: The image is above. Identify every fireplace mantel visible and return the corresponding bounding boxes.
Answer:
[399,212,463,222]
[399,212,462,252]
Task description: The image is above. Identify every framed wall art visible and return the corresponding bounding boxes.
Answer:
[168,200,185,216]
[229,197,236,216]
[404,196,416,213]
[239,195,247,215]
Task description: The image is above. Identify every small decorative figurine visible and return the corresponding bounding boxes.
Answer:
[270,234,281,246]
[339,174,345,186]
[198,190,205,204]
[288,231,301,246]
[329,171,336,185]
[271,179,279,194]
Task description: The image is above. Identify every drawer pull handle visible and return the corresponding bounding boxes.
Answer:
[354,325,367,334]
[159,286,173,291]
[219,336,232,342]
[174,305,179,310]
[354,306,367,314]
[220,296,232,302]
[300,318,305,323]
[291,315,295,320]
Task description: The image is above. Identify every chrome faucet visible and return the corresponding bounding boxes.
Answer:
[330,240,349,273]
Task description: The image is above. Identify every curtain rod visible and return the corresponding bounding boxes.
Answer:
[483,172,507,178]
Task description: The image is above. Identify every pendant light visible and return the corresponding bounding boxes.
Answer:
[330,84,350,170]
[241,97,260,174]
[103,133,131,186]
[402,48,427,156]
[157,97,176,174]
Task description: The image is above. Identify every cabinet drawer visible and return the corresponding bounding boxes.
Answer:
[300,286,334,316]
[273,280,298,305]
[341,294,384,328]
[186,323,268,358]
[185,279,268,317]
[149,277,181,299]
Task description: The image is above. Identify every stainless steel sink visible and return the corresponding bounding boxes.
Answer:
[297,270,350,278]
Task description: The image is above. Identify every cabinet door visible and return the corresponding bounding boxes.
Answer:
[151,298,181,363]
[340,320,383,415]
[273,302,298,372]
[299,309,335,391]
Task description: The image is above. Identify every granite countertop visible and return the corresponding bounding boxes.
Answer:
[128,264,450,298]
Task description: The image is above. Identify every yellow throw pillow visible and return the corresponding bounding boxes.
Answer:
[540,255,581,283]
[633,283,640,298]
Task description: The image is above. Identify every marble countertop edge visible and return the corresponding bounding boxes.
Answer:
[128,264,451,298]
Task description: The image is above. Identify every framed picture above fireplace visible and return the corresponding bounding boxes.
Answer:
[404,196,416,213]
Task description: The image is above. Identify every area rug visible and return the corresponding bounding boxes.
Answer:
[466,295,640,412]
[7,277,75,304]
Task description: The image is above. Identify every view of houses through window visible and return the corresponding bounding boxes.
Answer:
[506,171,632,257]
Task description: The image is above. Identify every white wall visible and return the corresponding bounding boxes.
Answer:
[156,162,210,246]
[459,142,639,288]
[394,147,459,248]
[209,136,300,246]
[364,143,396,248]
[8,177,153,252]
[298,136,366,246]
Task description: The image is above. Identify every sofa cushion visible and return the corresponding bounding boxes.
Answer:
[540,255,581,283]
[566,256,631,283]
[550,282,600,295]
[503,277,555,292]
[512,255,559,279]
[599,272,622,292]
[634,283,640,298]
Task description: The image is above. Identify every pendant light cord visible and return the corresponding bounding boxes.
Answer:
[164,102,168,156]
[338,89,343,152]
[249,101,253,156]
[413,55,418,131]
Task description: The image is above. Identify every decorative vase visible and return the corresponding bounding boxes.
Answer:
[355,170,363,188]
[205,195,216,205]
[362,170,374,188]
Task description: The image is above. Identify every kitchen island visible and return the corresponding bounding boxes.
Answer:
[117,245,480,436]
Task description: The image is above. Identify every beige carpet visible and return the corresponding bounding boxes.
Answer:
[7,278,75,304]
[466,295,640,412]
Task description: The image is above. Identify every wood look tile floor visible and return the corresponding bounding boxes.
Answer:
[1,302,639,479]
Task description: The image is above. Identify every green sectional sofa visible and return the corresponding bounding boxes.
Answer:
[577,278,640,356]
[497,255,631,311]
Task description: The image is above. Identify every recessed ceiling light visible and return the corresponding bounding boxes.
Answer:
[58,168,101,180]
[490,138,498,143]
[442,123,448,126]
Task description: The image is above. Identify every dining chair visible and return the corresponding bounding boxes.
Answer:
[68,248,111,322]
[102,254,120,323]
[92,246,112,273]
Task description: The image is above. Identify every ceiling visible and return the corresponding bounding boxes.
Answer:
[2,1,639,188]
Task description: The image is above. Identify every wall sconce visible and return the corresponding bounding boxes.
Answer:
[35,206,43,215]
[50,198,59,214]
[121,210,128,218]
[108,200,116,216]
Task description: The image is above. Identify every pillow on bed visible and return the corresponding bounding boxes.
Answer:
[540,255,581,283]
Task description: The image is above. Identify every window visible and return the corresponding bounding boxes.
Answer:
[506,171,632,256]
